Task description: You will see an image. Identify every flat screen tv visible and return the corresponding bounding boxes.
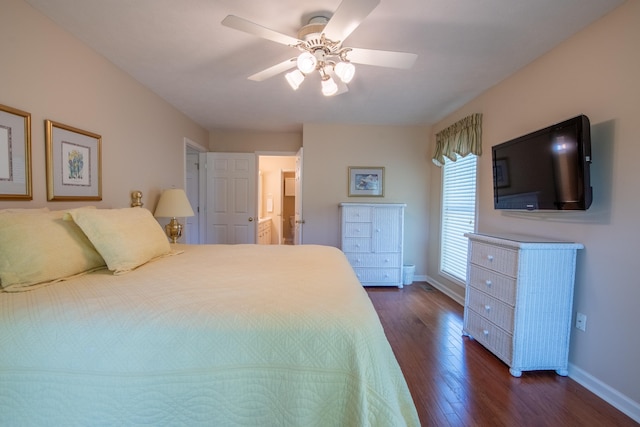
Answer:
[492,115,592,211]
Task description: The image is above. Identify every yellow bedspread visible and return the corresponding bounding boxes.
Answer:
[0,244,419,426]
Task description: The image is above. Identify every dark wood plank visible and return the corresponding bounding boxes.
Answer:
[366,283,637,427]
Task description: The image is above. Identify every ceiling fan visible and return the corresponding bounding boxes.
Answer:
[221,0,417,96]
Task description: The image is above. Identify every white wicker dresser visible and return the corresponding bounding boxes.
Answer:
[462,232,584,377]
[339,203,405,288]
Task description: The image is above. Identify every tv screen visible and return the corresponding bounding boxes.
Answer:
[492,115,592,211]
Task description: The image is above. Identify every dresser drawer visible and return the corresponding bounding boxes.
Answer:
[342,206,372,222]
[353,268,401,284]
[342,238,372,253]
[343,222,372,238]
[345,253,401,268]
[468,265,516,305]
[470,242,518,277]
[466,287,515,333]
[465,309,513,366]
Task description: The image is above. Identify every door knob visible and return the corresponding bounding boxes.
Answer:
[248,217,254,222]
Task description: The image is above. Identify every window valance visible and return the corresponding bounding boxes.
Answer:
[432,113,483,166]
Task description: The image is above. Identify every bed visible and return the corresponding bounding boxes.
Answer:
[0,207,420,426]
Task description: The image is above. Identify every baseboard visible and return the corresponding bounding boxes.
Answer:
[423,275,465,306]
[569,363,640,423]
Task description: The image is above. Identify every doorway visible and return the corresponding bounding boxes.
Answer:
[257,153,298,245]
[184,138,207,244]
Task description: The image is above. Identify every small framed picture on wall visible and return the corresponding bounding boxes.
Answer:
[45,120,102,201]
[348,166,384,197]
[0,104,32,200]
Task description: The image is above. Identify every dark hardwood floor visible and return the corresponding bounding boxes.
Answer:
[366,283,637,427]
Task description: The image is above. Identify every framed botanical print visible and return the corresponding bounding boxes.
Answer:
[45,120,102,201]
[0,104,32,200]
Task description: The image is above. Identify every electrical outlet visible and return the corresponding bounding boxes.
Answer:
[576,312,587,331]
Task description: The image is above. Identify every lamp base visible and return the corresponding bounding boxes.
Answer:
[165,217,183,244]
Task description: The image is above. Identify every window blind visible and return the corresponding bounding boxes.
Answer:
[441,154,477,282]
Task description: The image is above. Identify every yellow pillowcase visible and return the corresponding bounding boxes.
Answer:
[66,207,171,274]
[0,210,106,292]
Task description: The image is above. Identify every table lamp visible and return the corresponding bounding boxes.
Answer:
[154,188,195,243]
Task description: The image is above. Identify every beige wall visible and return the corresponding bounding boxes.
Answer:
[302,123,431,275]
[210,130,302,153]
[0,0,208,211]
[428,0,639,411]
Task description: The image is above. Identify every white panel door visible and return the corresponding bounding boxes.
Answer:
[205,153,257,244]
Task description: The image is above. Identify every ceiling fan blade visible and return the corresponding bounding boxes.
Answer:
[248,58,297,81]
[348,48,418,69]
[323,0,380,43]
[222,15,301,46]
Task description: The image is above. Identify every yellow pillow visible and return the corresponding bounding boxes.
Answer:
[66,207,171,274]
[0,210,106,292]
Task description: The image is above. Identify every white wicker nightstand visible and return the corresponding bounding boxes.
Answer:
[462,232,584,377]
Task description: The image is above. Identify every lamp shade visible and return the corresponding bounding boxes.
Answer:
[321,76,338,96]
[335,61,355,83]
[154,189,194,218]
[285,69,305,90]
[297,51,317,74]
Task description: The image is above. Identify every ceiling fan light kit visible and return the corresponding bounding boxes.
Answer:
[221,0,417,97]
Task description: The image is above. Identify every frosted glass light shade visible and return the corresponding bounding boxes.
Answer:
[154,189,194,218]
[335,61,355,83]
[285,69,305,90]
[297,51,317,73]
[321,76,338,96]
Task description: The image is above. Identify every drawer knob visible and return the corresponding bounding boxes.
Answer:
[384,258,389,263]
[483,329,489,337]
[355,228,360,233]
[376,228,381,233]
[355,244,360,248]
[484,305,491,313]
[485,280,492,287]
[487,255,494,262]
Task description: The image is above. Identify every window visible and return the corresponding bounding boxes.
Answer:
[440,154,477,282]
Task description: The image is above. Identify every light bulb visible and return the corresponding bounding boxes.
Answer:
[297,51,317,74]
[335,61,355,83]
[321,76,338,96]
[285,69,305,90]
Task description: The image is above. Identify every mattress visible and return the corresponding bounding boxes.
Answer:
[0,244,419,426]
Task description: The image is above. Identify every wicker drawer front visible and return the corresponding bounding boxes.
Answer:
[344,222,372,238]
[342,238,372,253]
[353,268,401,283]
[342,206,372,222]
[470,242,518,277]
[468,265,516,305]
[466,287,515,333]
[346,253,401,268]
[465,309,513,366]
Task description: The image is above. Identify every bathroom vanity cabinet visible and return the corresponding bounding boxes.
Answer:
[257,217,272,245]
[339,203,405,288]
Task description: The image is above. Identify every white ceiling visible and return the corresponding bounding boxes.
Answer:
[25,0,624,132]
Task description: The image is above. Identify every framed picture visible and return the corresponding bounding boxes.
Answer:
[494,158,510,188]
[45,120,102,201]
[0,104,32,200]
[348,166,384,197]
